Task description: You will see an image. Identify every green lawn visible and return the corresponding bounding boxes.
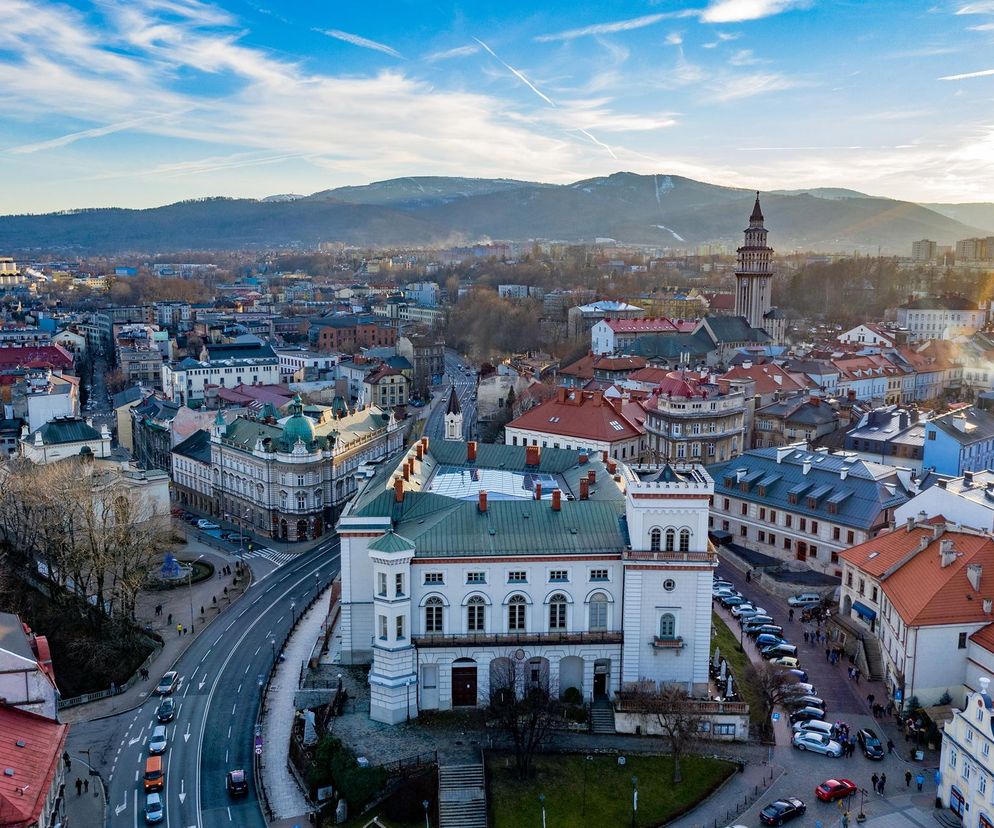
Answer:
[489,753,735,828]
[711,611,765,727]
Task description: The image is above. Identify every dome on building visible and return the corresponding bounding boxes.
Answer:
[280,395,316,449]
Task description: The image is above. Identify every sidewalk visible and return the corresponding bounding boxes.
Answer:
[64,755,106,828]
[60,538,249,724]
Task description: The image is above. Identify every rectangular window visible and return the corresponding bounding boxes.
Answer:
[759,508,766,520]
[740,503,748,516]
[722,520,729,531]
[424,573,444,585]
[959,632,968,649]
[871,586,878,602]
[847,530,855,544]
[395,573,405,597]
[378,572,387,597]
[769,533,776,546]
[590,569,609,581]
[508,602,525,631]
[396,616,405,639]
[549,570,569,582]
[811,521,819,534]
[713,723,736,736]
[799,518,807,532]
[784,538,791,550]
[785,515,793,528]
[858,579,865,596]
[831,551,839,564]
[740,525,748,537]
[467,602,485,632]
[508,571,527,583]
[833,526,841,541]
[847,571,853,587]
[723,498,730,510]
[809,545,817,558]
[466,572,486,584]
[549,601,566,630]
[378,615,387,640]
[770,510,776,523]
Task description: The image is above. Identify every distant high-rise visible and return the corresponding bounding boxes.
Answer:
[911,239,938,262]
[734,193,774,331]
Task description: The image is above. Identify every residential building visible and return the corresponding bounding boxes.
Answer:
[709,444,913,575]
[0,704,68,828]
[398,304,446,329]
[276,348,338,382]
[693,316,773,366]
[567,301,644,340]
[118,346,164,392]
[310,316,397,354]
[590,318,694,356]
[937,677,994,823]
[718,361,813,438]
[161,339,280,405]
[403,281,440,307]
[171,428,213,514]
[626,330,715,368]
[753,395,840,450]
[396,334,444,400]
[9,370,79,432]
[0,613,58,719]
[505,388,647,463]
[363,364,409,409]
[839,519,994,708]
[111,386,146,452]
[844,405,925,471]
[0,418,24,457]
[0,345,73,375]
[837,323,898,348]
[559,354,647,388]
[51,328,87,354]
[911,239,938,262]
[955,237,994,263]
[198,395,404,541]
[131,396,181,472]
[896,470,994,533]
[337,440,717,724]
[924,403,994,476]
[895,295,986,343]
[19,417,111,464]
[643,373,745,464]
[0,327,51,347]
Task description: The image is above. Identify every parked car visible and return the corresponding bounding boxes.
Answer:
[785,694,825,710]
[815,778,857,802]
[717,593,746,608]
[791,731,842,757]
[772,656,801,669]
[742,616,775,631]
[856,728,885,759]
[226,769,248,796]
[148,726,168,755]
[156,671,178,695]
[750,624,784,638]
[760,797,806,825]
[755,633,786,649]
[761,643,798,660]
[784,667,809,683]
[788,592,823,608]
[792,720,835,738]
[156,697,176,723]
[197,519,220,531]
[789,706,826,724]
[731,603,767,617]
[145,792,164,824]
[713,578,734,590]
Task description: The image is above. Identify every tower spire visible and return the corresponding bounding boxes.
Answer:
[750,191,764,224]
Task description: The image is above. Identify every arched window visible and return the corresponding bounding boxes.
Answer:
[650,528,661,552]
[589,593,608,631]
[279,490,288,510]
[665,528,676,552]
[425,597,443,634]
[508,595,527,632]
[548,593,568,631]
[659,613,676,639]
[679,528,691,552]
[314,489,322,507]
[467,596,486,633]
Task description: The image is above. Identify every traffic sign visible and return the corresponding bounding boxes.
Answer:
[771,712,781,721]
[255,745,263,755]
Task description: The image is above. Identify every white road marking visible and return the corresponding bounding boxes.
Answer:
[231,703,237,715]
[236,683,241,694]
[135,769,139,782]
[178,778,186,804]
[227,726,231,739]
[115,792,128,815]
[227,807,232,821]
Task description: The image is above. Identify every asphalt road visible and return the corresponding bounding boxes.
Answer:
[424,349,477,442]
[69,534,342,828]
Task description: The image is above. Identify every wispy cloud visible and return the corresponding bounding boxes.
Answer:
[969,22,994,29]
[701,0,809,24]
[939,67,994,79]
[710,72,808,101]
[729,49,764,65]
[318,28,402,59]
[6,111,190,154]
[956,2,994,14]
[704,31,742,47]
[535,13,673,43]
[665,32,684,45]
[424,44,480,62]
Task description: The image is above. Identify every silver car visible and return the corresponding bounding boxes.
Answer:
[791,731,842,757]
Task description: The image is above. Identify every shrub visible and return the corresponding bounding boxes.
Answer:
[938,691,952,706]
[309,736,388,811]
[562,686,583,705]
[564,706,588,724]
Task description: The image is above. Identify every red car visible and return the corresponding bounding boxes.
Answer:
[815,778,857,802]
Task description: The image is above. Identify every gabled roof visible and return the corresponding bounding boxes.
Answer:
[111,385,145,409]
[698,315,772,345]
[446,385,461,415]
[601,317,680,334]
[368,530,415,554]
[0,705,67,828]
[560,354,647,380]
[28,417,102,446]
[627,330,713,359]
[900,295,979,311]
[506,389,643,443]
[929,406,994,446]
[718,363,809,397]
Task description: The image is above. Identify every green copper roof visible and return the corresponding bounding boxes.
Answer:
[368,530,416,553]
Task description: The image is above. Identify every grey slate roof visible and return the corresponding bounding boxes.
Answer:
[708,446,912,530]
[628,330,713,359]
[756,397,838,427]
[0,611,33,660]
[112,386,144,410]
[699,315,772,345]
[929,406,994,446]
[31,417,102,445]
[172,429,211,464]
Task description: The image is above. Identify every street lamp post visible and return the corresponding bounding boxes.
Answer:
[290,601,296,626]
[582,754,593,815]
[538,793,546,828]
[422,798,430,828]
[188,553,205,633]
[631,775,638,827]
[406,676,417,722]
[270,638,277,663]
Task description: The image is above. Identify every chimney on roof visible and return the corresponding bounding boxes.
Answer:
[415,443,423,461]
[478,490,488,513]
[534,481,542,501]
[802,459,812,475]
[593,392,602,407]
[579,452,588,465]
[934,523,946,540]
[775,445,792,464]
[580,478,590,500]
[906,516,915,533]
[421,436,429,452]
[602,450,609,463]
[841,466,851,481]
[607,459,617,475]
[919,535,929,552]
[938,479,948,489]
[940,538,957,567]
[953,416,967,433]
[394,476,404,503]
[526,445,541,467]
[968,563,983,593]
[588,469,596,484]
[965,470,975,485]
[552,489,561,512]
[467,440,477,463]
[985,599,993,615]
[848,389,856,401]
[402,461,410,481]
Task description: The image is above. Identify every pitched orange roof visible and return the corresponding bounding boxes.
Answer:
[717,363,810,396]
[969,623,994,655]
[0,705,67,828]
[507,388,644,442]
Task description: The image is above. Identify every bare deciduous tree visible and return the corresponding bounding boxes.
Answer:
[618,681,704,783]
[744,661,802,742]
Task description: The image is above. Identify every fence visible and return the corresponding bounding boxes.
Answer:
[677,764,780,828]
[377,750,438,777]
[57,635,163,710]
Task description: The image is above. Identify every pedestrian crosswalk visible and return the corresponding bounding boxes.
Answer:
[241,546,296,567]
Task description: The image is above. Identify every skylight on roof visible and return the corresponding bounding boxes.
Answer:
[609,420,624,431]
[868,551,879,559]
[549,416,560,423]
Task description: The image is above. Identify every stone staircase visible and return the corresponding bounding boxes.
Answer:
[438,763,487,828]
[590,699,616,734]
[831,614,883,681]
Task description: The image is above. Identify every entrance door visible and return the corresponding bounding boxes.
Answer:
[593,672,607,698]
[421,664,439,711]
[950,785,965,817]
[796,542,807,562]
[451,665,478,707]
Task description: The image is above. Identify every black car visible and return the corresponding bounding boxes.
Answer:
[857,727,885,759]
[156,697,176,723]
[760,796,806,826]
[226,769,248,796]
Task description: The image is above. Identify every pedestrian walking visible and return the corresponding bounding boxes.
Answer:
[905,769,912,788]
[854,668,861,684]
[879,773,887,795]
[177,624,182,636]
[867,693,875,707]
[84,778,89,793]
[788,608,794,622]
[804,631,809,643]
[871,773,879,793]
[75,778,83,796]
[887,738,894,754]
[167,613,172,626]
[62,751,70,771]
[826,647,831,661]
[916,772,925,791]
[746,569,752,582]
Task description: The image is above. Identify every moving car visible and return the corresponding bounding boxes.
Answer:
[815,778,858,802]
[148,725,168,755]
[788,706,826,724]
[197,519,220,530]
[144,792,164,824]
[857,727,885,759]
[143,756,164,791]
[791,731,842,757]
[226,769,249,796]
[156,697,176,723]
[788,592,823,608]
[156,671,178,695]
[760,797,806,826]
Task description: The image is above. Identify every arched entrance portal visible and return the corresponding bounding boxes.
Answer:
[452,658,478,707]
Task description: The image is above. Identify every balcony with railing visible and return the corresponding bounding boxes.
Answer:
[412,630,624,648]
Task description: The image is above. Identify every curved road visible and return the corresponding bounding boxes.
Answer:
[70,536,340,828]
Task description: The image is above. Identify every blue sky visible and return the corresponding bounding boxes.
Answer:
[2,0,993,212]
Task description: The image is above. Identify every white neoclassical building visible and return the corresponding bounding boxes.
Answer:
[939,677,994,825]
[337,439,716,724]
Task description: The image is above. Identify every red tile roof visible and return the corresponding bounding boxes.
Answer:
[604,317,680,334]
[717,363,810,396]
[840,524,994,626]
[217,383,294,408]
[968,623,994,655]
[560,354,646,380]
[0,345,73,372]
[0,705,67,828]
[507,389,644,442]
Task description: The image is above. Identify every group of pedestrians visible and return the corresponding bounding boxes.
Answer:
[847,665,862,683]
[870,772,888,795]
